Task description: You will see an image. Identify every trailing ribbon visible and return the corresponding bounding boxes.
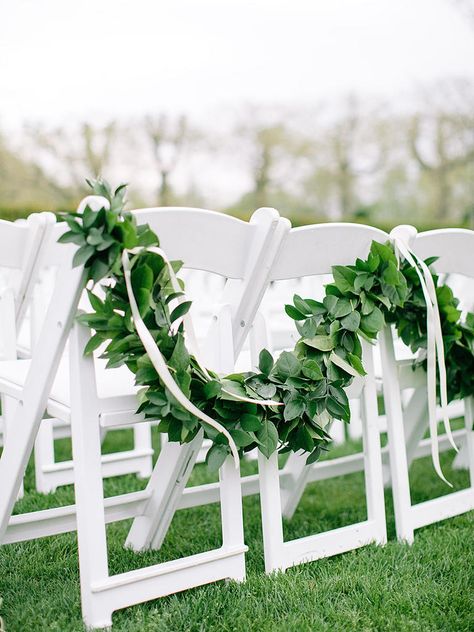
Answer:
[390,226,458,486]
[122,248,240,466]
[140,245,283,407]
[121,246,283,469]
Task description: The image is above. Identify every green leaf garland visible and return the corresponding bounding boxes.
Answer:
[59,178,474,470]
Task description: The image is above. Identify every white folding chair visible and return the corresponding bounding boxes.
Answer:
[133,223,388,570]
[251,223,387,572]
[0,213,53,498]
[380,227,474,543]
[123,207,290,552]
[0,204,289,629]
[22,222,154,493]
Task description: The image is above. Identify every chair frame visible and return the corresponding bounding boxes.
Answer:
[0,205,290,629]
[380,228,474,543]
[129,223,388,571]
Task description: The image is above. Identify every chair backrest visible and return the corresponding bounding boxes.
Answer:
[0,213,56,359]
[0,214,53,323]
[132,207,291,359]
[23,205,289,371]
[255,223,389,355]
[270,223,389,280]
[412,228,474,279]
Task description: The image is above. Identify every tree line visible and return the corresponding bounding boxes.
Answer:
[1,82,473,228]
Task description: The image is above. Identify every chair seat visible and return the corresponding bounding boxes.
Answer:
[0,355,139,408]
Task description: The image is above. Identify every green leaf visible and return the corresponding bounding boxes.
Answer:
[361,294,375,315]
[169,301,192,323]
[295,425,314,452]
[256,418,279,457]
[340,310,361,332]
[132,263,153,292]
[220,379,248,400]
[296,318,318,339]
[306,445,322,465]
[323,294,338,313]
[168,334,190,372]
[72,244,95,267]
[328,351,360,377]
[367,251,380,272]
[370,240,395,263]
[293,294,312,315]
[332,298,353,318]
[274,351,301,378]
[303,335,335,352]
[230,429,254,447]
[332,265,357,293]
[301,359,324,380]
[259,349,274,376]
[382,260,401,286]
[203,380,222,399]
[347,353,367,376]
[285,304,306,320]
[327,395,350,421]
[83,332,103,356]
[87,290,105,313]
[206,444,229,471]
[360,306,385,334]
[304,299,327,315]
[245,376,277,399]
[284,396,306,421]
[57,231,86,245]
[90,259,110,284]
[241,413,262,431]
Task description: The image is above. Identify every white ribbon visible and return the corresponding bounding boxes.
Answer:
[390,227,458,486]
[121,247,283,469]
[135,246,283,408]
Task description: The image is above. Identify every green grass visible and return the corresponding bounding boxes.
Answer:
[0,430,473,632]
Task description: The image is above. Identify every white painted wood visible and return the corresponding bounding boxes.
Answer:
[253,223,387,571]
[31,220,154,492]
[126,208,291,554]
[0,240,85,540]
[379,227,474,541]
[0,214,55,498]
[1,206,288,628]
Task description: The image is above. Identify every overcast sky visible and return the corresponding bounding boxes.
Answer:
[1,0,474,130]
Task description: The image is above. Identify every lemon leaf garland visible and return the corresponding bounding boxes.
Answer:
[59,179,474,470]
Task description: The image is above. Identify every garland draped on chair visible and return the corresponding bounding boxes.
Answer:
[58,179,474,481]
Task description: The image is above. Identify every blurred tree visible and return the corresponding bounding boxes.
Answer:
[408,109,474,220]
[26,121,116,193]
[144,115,190,206]
[234,114,307,211]
[0,131,73,214]
[303,97,387,220]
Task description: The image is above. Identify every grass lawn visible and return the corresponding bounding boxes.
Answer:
[0,429,473,631]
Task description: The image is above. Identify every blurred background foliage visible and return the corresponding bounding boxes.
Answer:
[1,79,474,231]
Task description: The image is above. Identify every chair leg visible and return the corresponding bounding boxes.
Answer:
[34,418,57,493]
[133,422,153,479]
[2,395,24,500]
[465,397,474,486]
[280,452,311,520]
[360,341,387,545]
[69,322,112,629]
[219,456,246,581]
[258,451,286,573]
[380,328,414,544]
[126,434,203,551]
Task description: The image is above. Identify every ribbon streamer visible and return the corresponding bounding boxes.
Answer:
[132,245,283,408]
[122,247,283,469]
[122,248,240,467]
[390,227,458,486]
